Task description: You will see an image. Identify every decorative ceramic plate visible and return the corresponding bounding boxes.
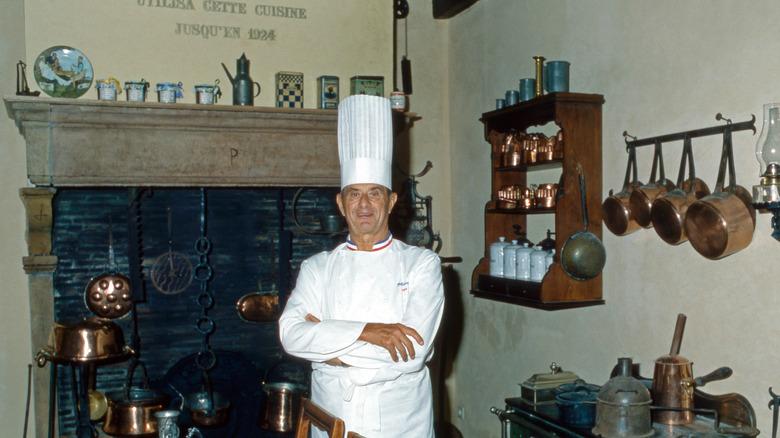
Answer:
[32,46,93,98]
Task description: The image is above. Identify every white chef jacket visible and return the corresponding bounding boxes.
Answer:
[279,234,444,437]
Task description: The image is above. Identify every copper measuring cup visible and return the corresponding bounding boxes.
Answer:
[684,127,756,259]
[602,146,644,236]
[650,135,711,245]
[629,140,675,228]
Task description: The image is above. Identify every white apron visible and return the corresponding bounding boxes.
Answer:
[279,237,444,437]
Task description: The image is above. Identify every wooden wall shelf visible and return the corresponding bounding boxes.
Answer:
[470,93,605,310]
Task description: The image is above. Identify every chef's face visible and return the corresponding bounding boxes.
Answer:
[337,184,397,241]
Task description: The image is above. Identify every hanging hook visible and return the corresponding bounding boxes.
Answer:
[623,131,637,151]
[716,113,732,125]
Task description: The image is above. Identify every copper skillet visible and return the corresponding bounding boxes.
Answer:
[84,221,133,319]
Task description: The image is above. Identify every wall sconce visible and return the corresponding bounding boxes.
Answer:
[753,103,780,239]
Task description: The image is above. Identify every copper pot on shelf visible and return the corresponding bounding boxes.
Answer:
[522,133,543,164]
[535,183,557,209]
[502,130,524,167]
[536,136,556,162]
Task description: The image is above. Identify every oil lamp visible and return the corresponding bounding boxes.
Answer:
[753,103,780,239]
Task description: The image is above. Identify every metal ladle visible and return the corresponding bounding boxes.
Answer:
[560,164,606,281]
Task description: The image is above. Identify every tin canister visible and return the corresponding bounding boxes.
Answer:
[124,80,149,102]
[156,82,183,103]
[317,75,339,109]
[96,78,121,101]
[194,80,221,105]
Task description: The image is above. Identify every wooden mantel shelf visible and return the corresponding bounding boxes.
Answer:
[4,96,347,187]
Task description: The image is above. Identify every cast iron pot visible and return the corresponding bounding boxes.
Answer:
[556,383,600,428]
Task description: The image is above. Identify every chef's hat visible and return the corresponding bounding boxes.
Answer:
[338,94,393,190]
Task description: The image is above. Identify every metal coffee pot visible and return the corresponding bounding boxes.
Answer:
[222,53,261,106]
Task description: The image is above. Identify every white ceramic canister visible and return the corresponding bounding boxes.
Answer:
[124,80,149,102]
[156,82,183,103]
[530,246,548,282]
[545,249,556,271]
[515,243,533,281]
[96,78,121,101]
[194,81,221,105]
[489,237,509,277]
[503,240,521,279]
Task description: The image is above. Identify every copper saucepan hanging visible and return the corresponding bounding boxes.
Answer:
[684,126,756,259]
[650,135,711,245]
[629,140,676,228]
[103,360,172,437]
[602,146,644,236]
[85,219,133,319]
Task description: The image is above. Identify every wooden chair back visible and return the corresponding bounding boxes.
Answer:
[294,397,345,438]
[346,432,367,438]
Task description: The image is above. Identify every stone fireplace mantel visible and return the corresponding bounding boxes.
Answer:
[4,95,341,188]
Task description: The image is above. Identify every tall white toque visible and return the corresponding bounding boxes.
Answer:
[338,94,393,190]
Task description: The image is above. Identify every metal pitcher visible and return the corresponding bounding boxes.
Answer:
[222,53,261,106]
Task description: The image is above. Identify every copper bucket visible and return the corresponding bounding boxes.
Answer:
[650,136,711,245]
[602,147,644,236]
[685,128,755,259]
[629,140,675,228]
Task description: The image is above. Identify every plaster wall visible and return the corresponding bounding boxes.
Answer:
[0,0,35,436]
[446,1,780,436]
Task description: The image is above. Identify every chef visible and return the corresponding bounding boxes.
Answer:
[279,94,445,437]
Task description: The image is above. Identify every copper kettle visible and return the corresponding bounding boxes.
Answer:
[651,314,732,425]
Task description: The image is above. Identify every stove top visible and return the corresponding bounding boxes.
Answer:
[503,397,758,438]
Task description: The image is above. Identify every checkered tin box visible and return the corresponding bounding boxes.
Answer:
[317,75,339,109]
[276,71,304,108]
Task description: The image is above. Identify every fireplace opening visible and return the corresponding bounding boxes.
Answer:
[49,187,341,437]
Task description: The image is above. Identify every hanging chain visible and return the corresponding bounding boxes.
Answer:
[193,188,216,372]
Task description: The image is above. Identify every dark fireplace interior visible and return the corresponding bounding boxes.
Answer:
[51,187,343,437]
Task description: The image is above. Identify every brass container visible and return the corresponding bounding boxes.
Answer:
[519,363,580,406]
[533,56,545,98]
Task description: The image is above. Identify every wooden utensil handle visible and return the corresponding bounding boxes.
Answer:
[670,313,686,355]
